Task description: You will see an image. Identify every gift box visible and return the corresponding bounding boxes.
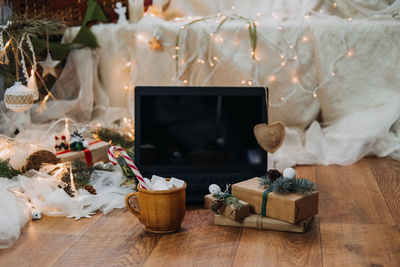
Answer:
[214,214,313,233]
[232,178,318,224]
[204,194,250,221]
[56,140,110,165]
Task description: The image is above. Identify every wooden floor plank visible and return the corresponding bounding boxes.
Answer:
[320,223,400,266]
[54,208,162,267]
[143,208,241,267]
[233,216,322,267]
[0,213,103,266]
[315,159,395,225]
[317,158,400,266]
[367,157,400,228]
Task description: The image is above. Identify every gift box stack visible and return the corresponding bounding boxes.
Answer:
[204,168,319,233]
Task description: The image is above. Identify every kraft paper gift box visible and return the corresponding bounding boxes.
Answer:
[232,177,318,224]
[56,140,110,165]
[214,214,313,233]
[204,194,250,221]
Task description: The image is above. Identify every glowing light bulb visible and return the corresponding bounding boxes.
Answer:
[280,97,285,102]
[281,62,286,66]
[210,62,214,67]
[217,13,222,17]
[209,33,214,37]
[319,10,323,14]
[268,75,276,82]
[331,72,336,76]
[280,54,285,59]
[137,34,144,41]
[126,62,132,67]
[278,26,283,31]
[124,85,129,90]
[292,76,299,83]
[293,56,298,60]
[256,13,261,17]
[180,25,185,29]
[302,36,308,42]
[241,80,246,84]
[172,55,177,59]
[348,17,352,21]
[289,44,294,49]
[304,15,310,20]
[347,50,353,57]
[333,3,337,8]
[183,80,188,84]
[175,46,180,50]
[231,6,236,10]
[313,92,317,98]
[248,80,253,85]
[213,56,219,61]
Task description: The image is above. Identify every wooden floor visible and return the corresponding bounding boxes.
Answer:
[1,157,399,267]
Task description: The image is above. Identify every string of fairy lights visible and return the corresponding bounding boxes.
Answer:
[123,1,360,107]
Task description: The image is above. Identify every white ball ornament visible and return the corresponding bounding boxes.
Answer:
[4,81,34,112]
[209,184,221,195]
[282,168,296,179]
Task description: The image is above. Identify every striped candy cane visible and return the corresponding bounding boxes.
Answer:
[108,146,148,190]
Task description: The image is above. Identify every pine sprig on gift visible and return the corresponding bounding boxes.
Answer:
[92,127,134,149]
[224,195,244,210]
[294,178,317,194]
[259,169,283,188]
[0,159,21,178]
[258,173,317,194]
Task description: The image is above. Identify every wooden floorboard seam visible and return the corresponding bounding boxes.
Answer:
[229,227,243,266]
[51,213,105,267]
[366,159,400,231]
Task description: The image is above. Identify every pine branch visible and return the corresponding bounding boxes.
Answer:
[0,159,21,178]
[92,127,134,149]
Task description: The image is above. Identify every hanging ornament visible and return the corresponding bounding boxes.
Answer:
[27,68,39,100]
[148,25,163,50]
[39,29,60,78]
[0,39,11,65]
[148,36,162,50]
[39,52,60,78]
[4,81,35,112]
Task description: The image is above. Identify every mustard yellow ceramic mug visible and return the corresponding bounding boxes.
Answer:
[125,179,186,233]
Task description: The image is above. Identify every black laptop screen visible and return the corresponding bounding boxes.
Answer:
[139,94,265,167]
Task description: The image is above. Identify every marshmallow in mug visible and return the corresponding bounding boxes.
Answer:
[144,175,185,190]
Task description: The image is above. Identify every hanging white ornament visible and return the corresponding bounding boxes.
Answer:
[4,81,35,112]
[27,68,39,100]
[38,52,60,78]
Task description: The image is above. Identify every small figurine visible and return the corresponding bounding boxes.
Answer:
[55,135,69,152]
[69,131,89,151]
[114,2,128,24]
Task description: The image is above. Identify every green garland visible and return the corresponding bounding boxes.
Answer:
[0,159,21,179]
[214,192,244,210]
[259,175,317,194]
[91,127,134,150]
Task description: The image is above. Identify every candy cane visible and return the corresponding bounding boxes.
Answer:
[108,146,148,189]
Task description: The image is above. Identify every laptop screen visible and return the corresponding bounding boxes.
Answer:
[135,87,267,176]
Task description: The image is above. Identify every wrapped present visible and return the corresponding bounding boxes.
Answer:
[204,194,250,221]
[232,177,318,224]
[214,214,313,233]
[56,140,110,165]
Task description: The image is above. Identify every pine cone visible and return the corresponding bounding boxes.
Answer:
[266,169,282,182]
[210,199,224,213]
[84,184,97,195]
[62,184,75,197]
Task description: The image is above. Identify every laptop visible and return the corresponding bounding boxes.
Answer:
[134,86,268,203]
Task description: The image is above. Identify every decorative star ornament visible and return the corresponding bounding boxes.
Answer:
[39,52,60,78]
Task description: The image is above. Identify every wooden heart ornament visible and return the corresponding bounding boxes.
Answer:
[254,121,286,153]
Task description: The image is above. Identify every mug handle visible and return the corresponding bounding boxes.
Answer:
[125,192,140,219]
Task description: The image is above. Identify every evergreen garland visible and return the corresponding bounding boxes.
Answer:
[215,192,244,210]
[0,159,21,178]
[259,174,317,194]
[91,127,134,149]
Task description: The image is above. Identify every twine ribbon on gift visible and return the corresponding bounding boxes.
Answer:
[108,146,148,190]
